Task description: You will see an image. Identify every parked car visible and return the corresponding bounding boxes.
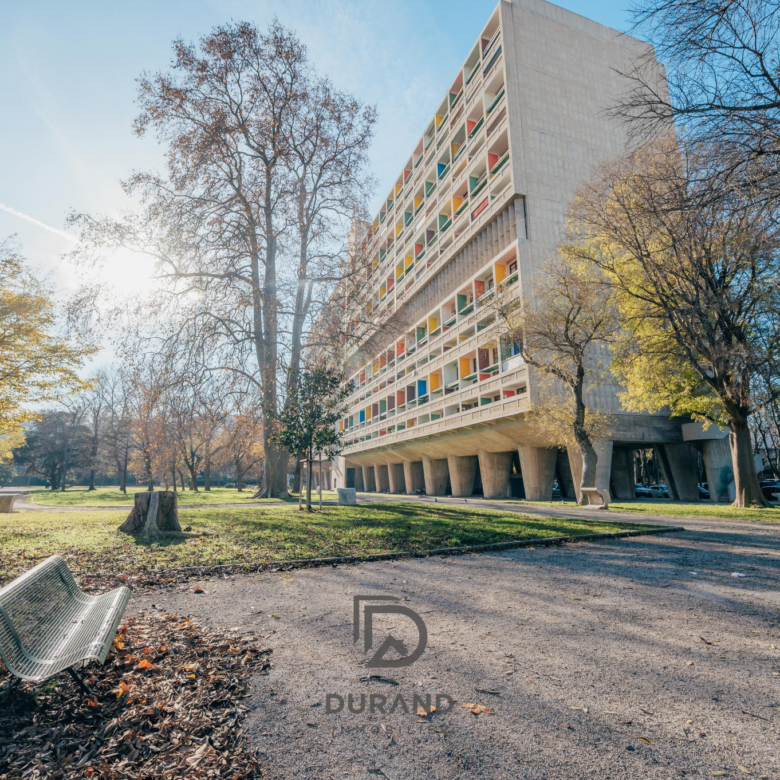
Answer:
[634,484,652,498]
[699,485,710,500]
[761,484,780,502]
[647,483,670,498]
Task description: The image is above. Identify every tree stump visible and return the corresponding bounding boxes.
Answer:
[120,491,181,537]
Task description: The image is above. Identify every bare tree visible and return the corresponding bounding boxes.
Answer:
[100,369,133,493]
[492,256,620,503]
[567,135,780,506]
[613,0,780,195]
[69,21,375,498]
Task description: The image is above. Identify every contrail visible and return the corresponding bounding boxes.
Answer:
[0,202,77,243]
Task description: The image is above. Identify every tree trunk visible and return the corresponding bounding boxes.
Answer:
[570,375,598,505]
[729,421,768,507]
[306,457,313,511]
[237,470,243,492]
[144,447,154,491]
[298,458,304,510]
[292,453,302,494]
[204,460,211,491]
[119,465,127,493]
[188,465,198,491]
[88,468,96,491]
[318,454,323,511]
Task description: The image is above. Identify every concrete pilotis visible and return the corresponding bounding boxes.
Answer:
[594,440,614,494]
[422,457,449,496]
[447,455,478,497]
[567,448,583,503]
[375,464,390,493]
[387,463,406,494]
[477,450,512,499]
[656,443,700,502]
[353,466,364,492]
[362,465,377,493]
[702,437,732,502]
[516,445,556,501]
[403,461,425,495]
[556,450,576,499]
[611,447,635,500]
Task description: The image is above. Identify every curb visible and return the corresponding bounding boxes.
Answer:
[80,524,685,581]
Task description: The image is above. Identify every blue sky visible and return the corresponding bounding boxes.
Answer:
[0,0,636,295]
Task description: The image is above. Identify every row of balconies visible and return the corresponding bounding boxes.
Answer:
[341,366,528,453]
[360,7,504,257]
[367,74,508,278]
[349,244,519,395]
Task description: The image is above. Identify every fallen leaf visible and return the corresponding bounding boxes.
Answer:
[182,662,200,673]
[114,680,130,698]
[737,765,752,775]
[194,586,205,594]
[86,699,99,708]
[711,772,728,777]
[461,703,492,715]
[639,736,652,744]
[138,659,153,670]
[185,741,218,767]
[115,640,124,650]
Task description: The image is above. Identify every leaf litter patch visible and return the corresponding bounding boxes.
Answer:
[0,610,272,778]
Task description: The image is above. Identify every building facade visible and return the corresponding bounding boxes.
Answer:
[329,0,732,502]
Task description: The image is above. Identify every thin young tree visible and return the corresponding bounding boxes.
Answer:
[271,365,348,511]
[566,135,780,506]
[492,255,620,503]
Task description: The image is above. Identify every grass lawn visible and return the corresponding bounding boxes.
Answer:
[0,503,653,583]
[27,486,285,507]
[520,499,780,523]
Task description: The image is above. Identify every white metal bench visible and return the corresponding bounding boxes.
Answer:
[0,555,131,694]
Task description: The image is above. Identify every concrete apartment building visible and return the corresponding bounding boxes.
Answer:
[326,0,733,503]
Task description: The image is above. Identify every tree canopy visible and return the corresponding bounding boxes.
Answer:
[0,238,96,433]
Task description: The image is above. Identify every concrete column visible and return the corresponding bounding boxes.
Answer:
[447,454,478,497]
[567,448,583,503]
[517,445,557,501]
[611,447,635,500]
[594,440,614,493]
[702,437,732,502]
[387,463,405,494]
[362,465,376,493]
[403,461,425,495]
[422,457,449,496]
[477,450,512,499]
[353,466,364,492]
[656,443,700,502]
[375,464,390,493]
[557,450,576,500]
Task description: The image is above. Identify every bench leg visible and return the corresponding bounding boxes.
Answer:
[1,677,20,698]
[67,667,93,696]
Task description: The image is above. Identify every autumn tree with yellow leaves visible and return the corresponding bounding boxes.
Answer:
[0,238,96,433]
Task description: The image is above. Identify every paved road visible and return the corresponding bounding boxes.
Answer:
[129,511,780,780]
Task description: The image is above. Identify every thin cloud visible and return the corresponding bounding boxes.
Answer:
[0,202,76,243]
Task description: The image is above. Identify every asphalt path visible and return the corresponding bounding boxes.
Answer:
[126,507,780,780]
